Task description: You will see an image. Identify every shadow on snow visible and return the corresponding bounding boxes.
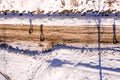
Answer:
[0,44,120,56]
[47,58,73,67]
[75,62,120,73]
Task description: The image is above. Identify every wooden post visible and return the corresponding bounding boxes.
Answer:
[113,20,119,44]
[40,24,44,41]
[29,18,33,34]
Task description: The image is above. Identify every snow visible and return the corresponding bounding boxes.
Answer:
[0,0,120,26]
[0,0,120,13]
[0,72,7,80]
[0,13,120,26]
[0,1,120,80]
[0,43,120,80]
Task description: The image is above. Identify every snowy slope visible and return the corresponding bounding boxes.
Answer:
[0,0,120,13]
[0,43,120,80]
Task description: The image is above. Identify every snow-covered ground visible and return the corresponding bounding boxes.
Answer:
[0,14,120,26]
[0,0,120,13]
[0,43,120,80]
[1,0,120,26]
[0,0,120,80]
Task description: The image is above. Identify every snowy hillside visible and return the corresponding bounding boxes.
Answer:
[0,0,120,13]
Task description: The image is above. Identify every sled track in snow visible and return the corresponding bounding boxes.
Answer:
[0,70,11,80]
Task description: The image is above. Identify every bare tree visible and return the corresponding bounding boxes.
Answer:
[104,0,117,12]
[61,0,65,7]
[70,0,79,7]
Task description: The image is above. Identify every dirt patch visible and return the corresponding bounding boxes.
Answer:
[0,24,120,48]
